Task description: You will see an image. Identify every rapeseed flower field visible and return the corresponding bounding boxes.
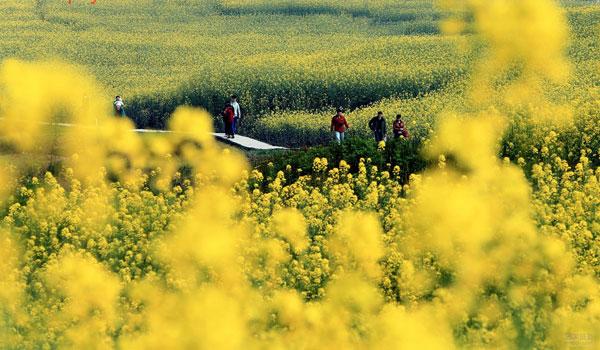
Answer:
[0,0,465,128]
[0,0,599,349]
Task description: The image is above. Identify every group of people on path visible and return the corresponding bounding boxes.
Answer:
[114,94,244,139]
[368,111,409,142]
[331,108,409,144]
[222,95,242,139]
[115,94,408,145]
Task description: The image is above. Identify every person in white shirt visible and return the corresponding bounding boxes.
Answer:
[114,96,125,117]
[230,95,242,135]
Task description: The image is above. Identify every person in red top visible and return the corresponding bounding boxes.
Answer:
[331,107,349,143]
[393,114,409,139]
[222,103,235,139]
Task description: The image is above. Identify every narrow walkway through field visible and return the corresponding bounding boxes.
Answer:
[134,129,286,150]
[0,119,286,151]
[211,133,286,150]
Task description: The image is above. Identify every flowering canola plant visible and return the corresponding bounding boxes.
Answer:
[0,0,599,349]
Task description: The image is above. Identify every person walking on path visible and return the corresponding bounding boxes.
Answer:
[393,114,409,139]
[230,95,242,135]
[114,96,126,118]
[369,111,387,142]
[331,107,349,144]
[222,102,235,139]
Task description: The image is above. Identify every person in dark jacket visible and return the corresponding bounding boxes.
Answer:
[368,111,386,142]
[393,114,409,139]
[222,103,235,139]
[331,107,349,143]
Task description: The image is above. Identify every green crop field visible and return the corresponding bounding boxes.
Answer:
[1,0,596,144]
[1,0,466,128]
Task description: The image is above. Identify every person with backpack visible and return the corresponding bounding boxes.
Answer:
[368,111,387,142]
[222,102,235,139]
[114,96,126,118]
[393,114,409,139]
[331,107,349,144]
[230,95,242,134]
